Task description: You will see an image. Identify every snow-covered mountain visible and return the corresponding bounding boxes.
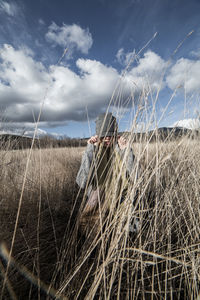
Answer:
[0,128,63,139]
[172,118,200,130]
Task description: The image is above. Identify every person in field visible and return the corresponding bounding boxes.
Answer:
[76,112,139,232]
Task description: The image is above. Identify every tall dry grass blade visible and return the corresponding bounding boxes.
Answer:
[0,243,68,300]
[0,259,17,300]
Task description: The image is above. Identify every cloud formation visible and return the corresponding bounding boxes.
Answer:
[124,50,168,93]
[0,44,119,124]
[0,126,47,137]
[0,123,63,138]
[190,49,200,59]
[0,45,175,126]
[0,44,49,121]
[38,18,45,26]
[116,48,136,66]
[166,58,200,93]
[1,43,199,128]
[45,22,93,55]
[0,1,17,16]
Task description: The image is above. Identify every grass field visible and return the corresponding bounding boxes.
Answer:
[0,137,200,299]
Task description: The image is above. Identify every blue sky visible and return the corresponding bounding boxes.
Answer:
[0,0,200,137]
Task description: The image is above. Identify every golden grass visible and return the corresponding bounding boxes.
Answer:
[0,147,83,209]
[0,138,200,299]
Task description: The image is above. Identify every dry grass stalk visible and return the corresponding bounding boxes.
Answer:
[0,127,200,299]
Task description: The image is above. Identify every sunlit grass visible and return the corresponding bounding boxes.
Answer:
[0,133,199,299]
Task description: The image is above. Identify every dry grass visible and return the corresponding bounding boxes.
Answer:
[0,137,200,299]
[0,147,83,209]
[0,146,83,299]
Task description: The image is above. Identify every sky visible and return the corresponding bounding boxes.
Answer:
[0,0,200,138]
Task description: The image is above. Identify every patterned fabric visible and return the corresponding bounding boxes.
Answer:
[76,143,94,190]
[76,142,135,207]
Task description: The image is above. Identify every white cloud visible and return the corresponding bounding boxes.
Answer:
[166,58,200,93]
[0,126,61,138]
[0,121,66,138]
[190,49,200,58]
[116,48,136,66]
[172,118,200,130]
[76,58,119,97]
[0,44,49,99]
[38,18,45,26]
[116,48,125,64]
[0,45,169,126]
[123,50,167,93]
[0,128,47,137]
[45,22,93,55]
[0,44,118,124]
[0,1,17,16]
[23,128,48,138]
[0,44,49,121]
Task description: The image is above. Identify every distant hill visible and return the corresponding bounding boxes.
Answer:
[0,134,87,150]
[118,127,200,142]
[0,127,199,150]
[82,127,199,143]
[129,127,200,142]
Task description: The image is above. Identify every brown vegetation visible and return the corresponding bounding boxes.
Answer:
[0,134,87,150]
[0,137,200,299]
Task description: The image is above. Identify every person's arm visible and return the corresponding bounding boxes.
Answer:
[76,143,94,189]
[116,136,135,176]
[126,147,135,176]
[76,135,100,189]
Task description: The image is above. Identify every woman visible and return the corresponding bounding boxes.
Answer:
[76,112,139,232]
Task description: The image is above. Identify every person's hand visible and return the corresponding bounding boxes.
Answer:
[87,135,100,146]
[118,136,128,150]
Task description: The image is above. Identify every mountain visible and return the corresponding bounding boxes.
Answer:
[0,125,199,150]
[172,118,200,130]
[0,133,87,150]
[129,127,200,142]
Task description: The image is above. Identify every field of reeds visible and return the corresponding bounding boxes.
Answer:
[0,135,200,299]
